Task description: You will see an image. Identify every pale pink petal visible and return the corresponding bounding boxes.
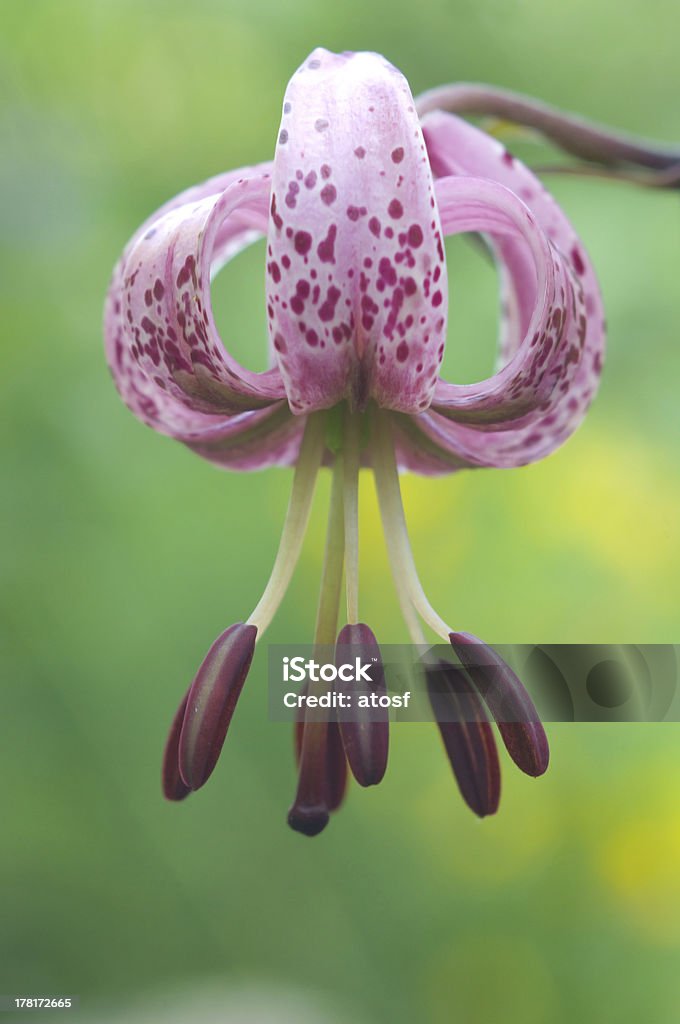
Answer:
[105,167,287,441]
[413,112,604,470]
[185,405,306,470]
[104,165,305,469]
[266,48,447,415]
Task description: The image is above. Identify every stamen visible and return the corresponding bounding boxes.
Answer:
[313,450,346,648]
[371,409,451,642]
[289,453,347,836]
[178,623,257,790]
[248,412,326,635]
[425,658,501,817]
[162,685,192,801]
[343,409,361,624]
[335,623,389,787]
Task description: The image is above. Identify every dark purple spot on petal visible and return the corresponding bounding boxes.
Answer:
[407,224,423,248]
[317,224,337,264]
[571,246,585,275]
[294,231,312,256]
[320,184,337,206]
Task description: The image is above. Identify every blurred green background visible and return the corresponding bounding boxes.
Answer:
[1,1,679,1021]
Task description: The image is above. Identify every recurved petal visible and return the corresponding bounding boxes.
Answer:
[183,404,306,471]
[267,48,447,416]
[449,633,549,777]
[105,167,286,439]
[408,112,604,471]
[106,252,302,468]
[178,623,257,790]
[335,623,389,787]
[425,659,500,817]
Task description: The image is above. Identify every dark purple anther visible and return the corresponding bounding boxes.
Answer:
[334,623,389,787]
[425,659,500,817]
[294,714,348,813]
[289,680,349,836]
[288,718,331,837]
[178,622,257,790]
[449,632,549,777]
[162,685,192,801]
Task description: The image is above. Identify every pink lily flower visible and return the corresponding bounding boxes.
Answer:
[104,49,679,833]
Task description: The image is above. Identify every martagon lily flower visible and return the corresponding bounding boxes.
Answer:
[104,49,679,834]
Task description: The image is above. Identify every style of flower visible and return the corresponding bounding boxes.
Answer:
[104,49,679,834]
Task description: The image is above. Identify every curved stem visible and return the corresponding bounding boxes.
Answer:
[415,83,680,178]
[371,410,451,642]
[247,412,326,635]
[532,161,680,189]
[343,410,361,625]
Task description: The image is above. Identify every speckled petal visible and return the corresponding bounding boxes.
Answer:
[184,404,306,471]
[105,166,291,462]
[412,112,604,471]
[266,49,447,415]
